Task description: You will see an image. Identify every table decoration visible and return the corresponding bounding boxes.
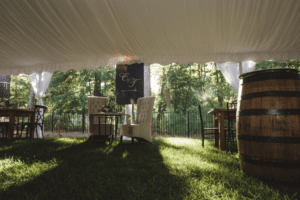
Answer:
[99,105,113,113]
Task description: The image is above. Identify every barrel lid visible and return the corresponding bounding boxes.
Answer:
[239,68,299,79]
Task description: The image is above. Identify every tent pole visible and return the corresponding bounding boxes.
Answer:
[239,62,243,75]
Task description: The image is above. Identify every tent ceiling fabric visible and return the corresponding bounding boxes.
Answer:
[0,0,300,76]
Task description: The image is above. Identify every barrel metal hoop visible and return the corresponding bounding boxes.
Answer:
[242,72,298,84]
[239,109,300,116]
[239,68,298,79]
[239,154,300,169]
[242,91,300,100]
[238,135,300,143]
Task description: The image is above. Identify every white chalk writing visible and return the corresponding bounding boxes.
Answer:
[119,73,141,87]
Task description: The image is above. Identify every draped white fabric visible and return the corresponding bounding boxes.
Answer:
[217,61,256,93]
[240,61,257,74]
[218,61,256,120]
[28,72,53,138]
[217,63,240,93]
[0,0,299,76]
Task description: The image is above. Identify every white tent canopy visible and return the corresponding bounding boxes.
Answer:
[1,0,299,139]
[0,0,299,76]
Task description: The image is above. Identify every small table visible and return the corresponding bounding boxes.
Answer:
[208,108,236,150]
[89,113,126,142]
[0,108,36,141]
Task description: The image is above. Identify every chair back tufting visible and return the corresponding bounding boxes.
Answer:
[87,96,110,124]
[136,97,155,124]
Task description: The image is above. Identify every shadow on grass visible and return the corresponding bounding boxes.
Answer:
[156,137,300,199]
[1,137,299,200]
[0,137,192,200]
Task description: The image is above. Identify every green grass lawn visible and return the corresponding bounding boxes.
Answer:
[0,137,299,200]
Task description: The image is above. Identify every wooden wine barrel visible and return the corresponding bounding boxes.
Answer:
[237,68,300,183]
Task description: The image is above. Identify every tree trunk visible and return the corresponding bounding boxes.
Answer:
[160,75,165,97]
[183,65,192,113]
[94,69,102,96]
[8,75,11,99]
[166,88,170,108]
[198,64,202,93]
[216,67,223,107]
[158,71,165,112]
[156,67,166,134]
[29,87,35,110]
[166,64,172,108]
[104,80,106,96]
[174,75,177,111]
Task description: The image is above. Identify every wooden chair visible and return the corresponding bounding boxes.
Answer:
[198,105,219,148]
[226,101,237,151]
[20,105,48,139]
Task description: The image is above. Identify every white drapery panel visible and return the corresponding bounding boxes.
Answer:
[218,60,256,119]
[28,72,53,138]
[217,61,256,93]
[217,62,240,93]
[0,0,299,76]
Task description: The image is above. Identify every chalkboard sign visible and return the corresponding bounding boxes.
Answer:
[116,63,144,105]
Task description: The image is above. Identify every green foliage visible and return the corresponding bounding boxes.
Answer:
[167,63,199,113]
[153,62,237,112]
[45,67,117,115]
[255,60,300,71]
[10,74,31,108]
[9,67,118,130]
[8,60,300,131]
[152,107,216,137]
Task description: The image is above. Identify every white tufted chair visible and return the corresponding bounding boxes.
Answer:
[120,96,155,144]
[87,96,114,135]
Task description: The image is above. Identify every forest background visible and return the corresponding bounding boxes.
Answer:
[9,60,300,115]
[7,60,300,133]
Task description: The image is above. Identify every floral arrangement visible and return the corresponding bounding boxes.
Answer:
[98,105,113,113]
[0,97,13,108]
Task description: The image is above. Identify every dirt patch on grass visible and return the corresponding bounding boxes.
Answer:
[42,132,216,140]
[43,131,92,139]
[3,130,217,140]
[151,133,215,140]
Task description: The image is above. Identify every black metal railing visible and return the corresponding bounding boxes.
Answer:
[42,109,236,139]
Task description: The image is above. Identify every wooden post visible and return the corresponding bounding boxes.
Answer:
[82,110,85,133]
[219,112,225,149]
[214,117,219,147]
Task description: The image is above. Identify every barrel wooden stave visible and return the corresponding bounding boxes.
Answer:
[238,69,300,183]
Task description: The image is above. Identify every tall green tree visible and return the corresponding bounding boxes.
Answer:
[167,63,198,113]
[10,74,31,108]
